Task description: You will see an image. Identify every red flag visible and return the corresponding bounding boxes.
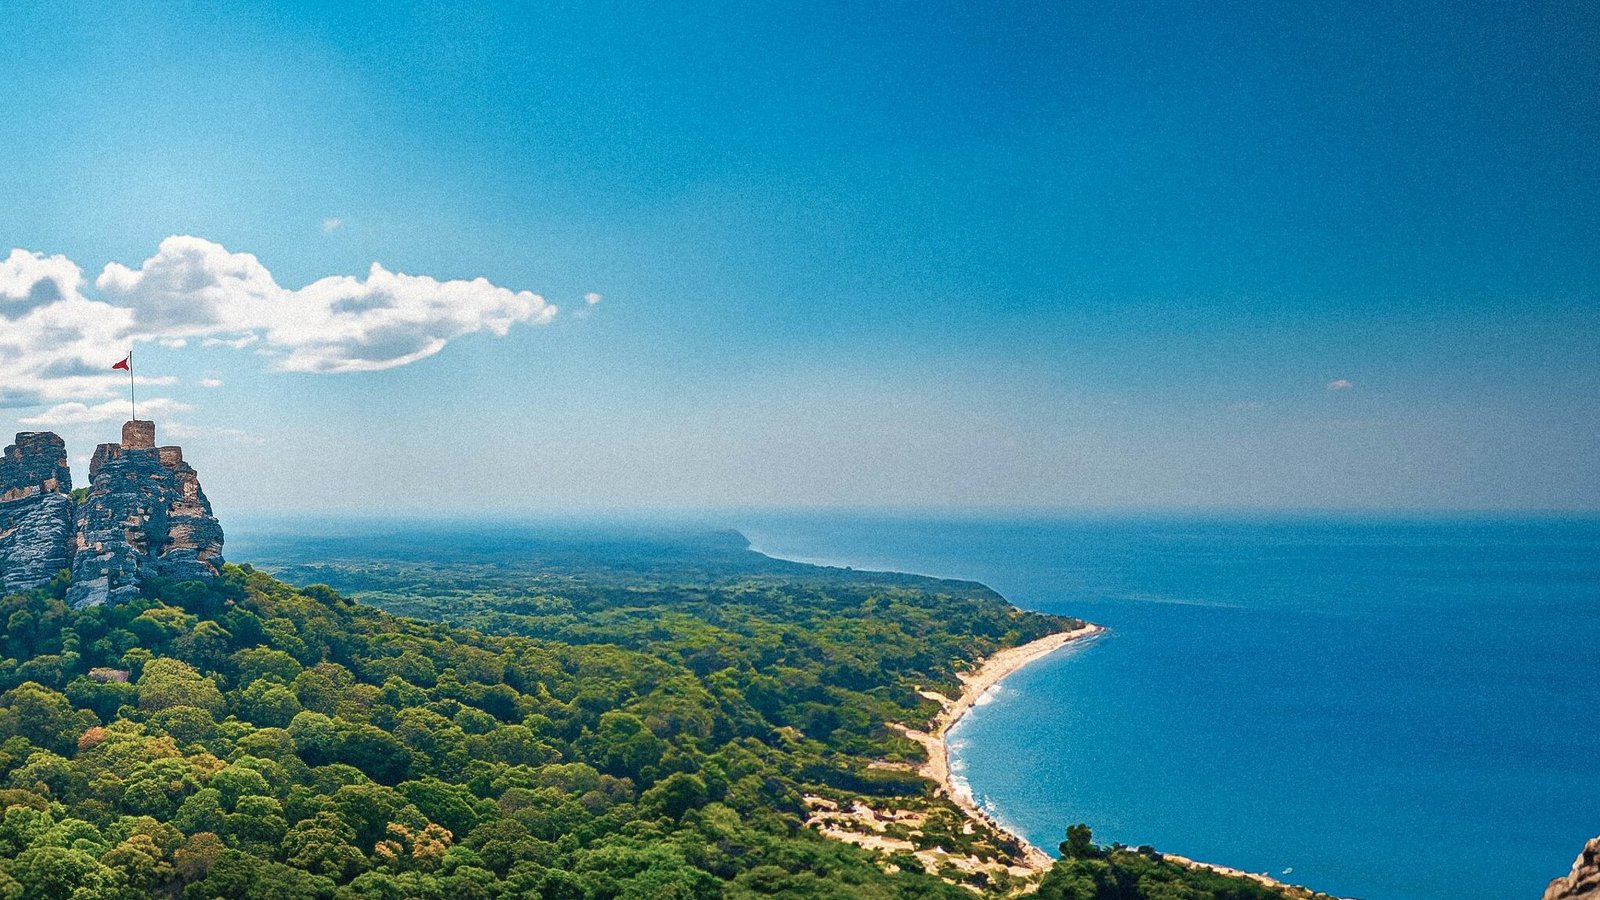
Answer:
[112,356,130,371]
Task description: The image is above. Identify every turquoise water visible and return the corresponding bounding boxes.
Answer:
[737,514,1600,900]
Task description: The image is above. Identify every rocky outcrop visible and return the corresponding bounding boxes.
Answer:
[0,421,225,605]
[0,432,72,501]
[0,433,75,594]
[1547,837,1600,900]
[66,420,225,607]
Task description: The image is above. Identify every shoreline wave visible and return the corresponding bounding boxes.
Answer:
[896,623,1105,872]
[932,625,1342,897]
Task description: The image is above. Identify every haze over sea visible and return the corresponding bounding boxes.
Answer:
[736,513,1600,900]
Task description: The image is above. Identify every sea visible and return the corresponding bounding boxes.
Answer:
[735,513,1600,900]
[231,512,1600,900]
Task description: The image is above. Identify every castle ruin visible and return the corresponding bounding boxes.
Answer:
[0,420,225,606]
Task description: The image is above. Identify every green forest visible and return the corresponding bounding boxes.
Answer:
[0,527,1312,898]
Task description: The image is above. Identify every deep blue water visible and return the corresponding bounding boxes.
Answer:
[735,514,1600,900]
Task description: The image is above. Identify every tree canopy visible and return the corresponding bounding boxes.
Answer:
[0,530,1311,899]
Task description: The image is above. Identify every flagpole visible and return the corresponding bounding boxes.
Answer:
[129,348,136,422]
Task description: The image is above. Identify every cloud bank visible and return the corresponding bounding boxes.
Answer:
[1,236,556,408]
[20,397,193,427]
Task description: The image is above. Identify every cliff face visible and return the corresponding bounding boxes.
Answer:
[66,420,225,607]
[1547,837,1600,900]
[0,421,224,606]
[0,433,75,594]
[0,431,71,501]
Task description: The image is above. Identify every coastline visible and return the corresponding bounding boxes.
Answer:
[909,623,1338,898]
[898,623,1106,873]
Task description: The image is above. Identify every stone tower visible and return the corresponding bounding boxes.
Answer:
[0,420,226,606]
[68,420,226,607]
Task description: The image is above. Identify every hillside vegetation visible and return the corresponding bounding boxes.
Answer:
[0,527,1309,898]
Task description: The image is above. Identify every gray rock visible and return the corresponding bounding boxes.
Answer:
[0,432,75,593]
[0,432,71,500]
[2,422,225,605]
[66,422,224,607]
[2,494,75,593]
[64,574,109,608]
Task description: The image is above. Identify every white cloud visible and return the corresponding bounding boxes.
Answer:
[202,334,260,349]
[584,292,603,305]
[199,378,224,388]
[2,248,81,313]
[0,248,137,407]
[2,237,557,424]
[322,217,344,233]
[97,236,557,373]
[1327,379,1354,391]
[19,397,192,427]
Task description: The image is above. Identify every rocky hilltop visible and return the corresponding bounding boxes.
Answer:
[1547,837,1600,900]
[0,420,224,606]
[0,432,75,593]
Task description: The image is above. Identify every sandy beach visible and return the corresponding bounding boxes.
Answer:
[898,622,1105,873]
[902,623,1335,896]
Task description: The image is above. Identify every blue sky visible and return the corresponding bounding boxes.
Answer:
[2,1,1596,513]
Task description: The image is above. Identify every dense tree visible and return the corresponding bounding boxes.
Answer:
[137,659,224,715]
[281,812,365,881]
[0,542,1304,900]
[0,683,94,756]
[1064,823,1098,860]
